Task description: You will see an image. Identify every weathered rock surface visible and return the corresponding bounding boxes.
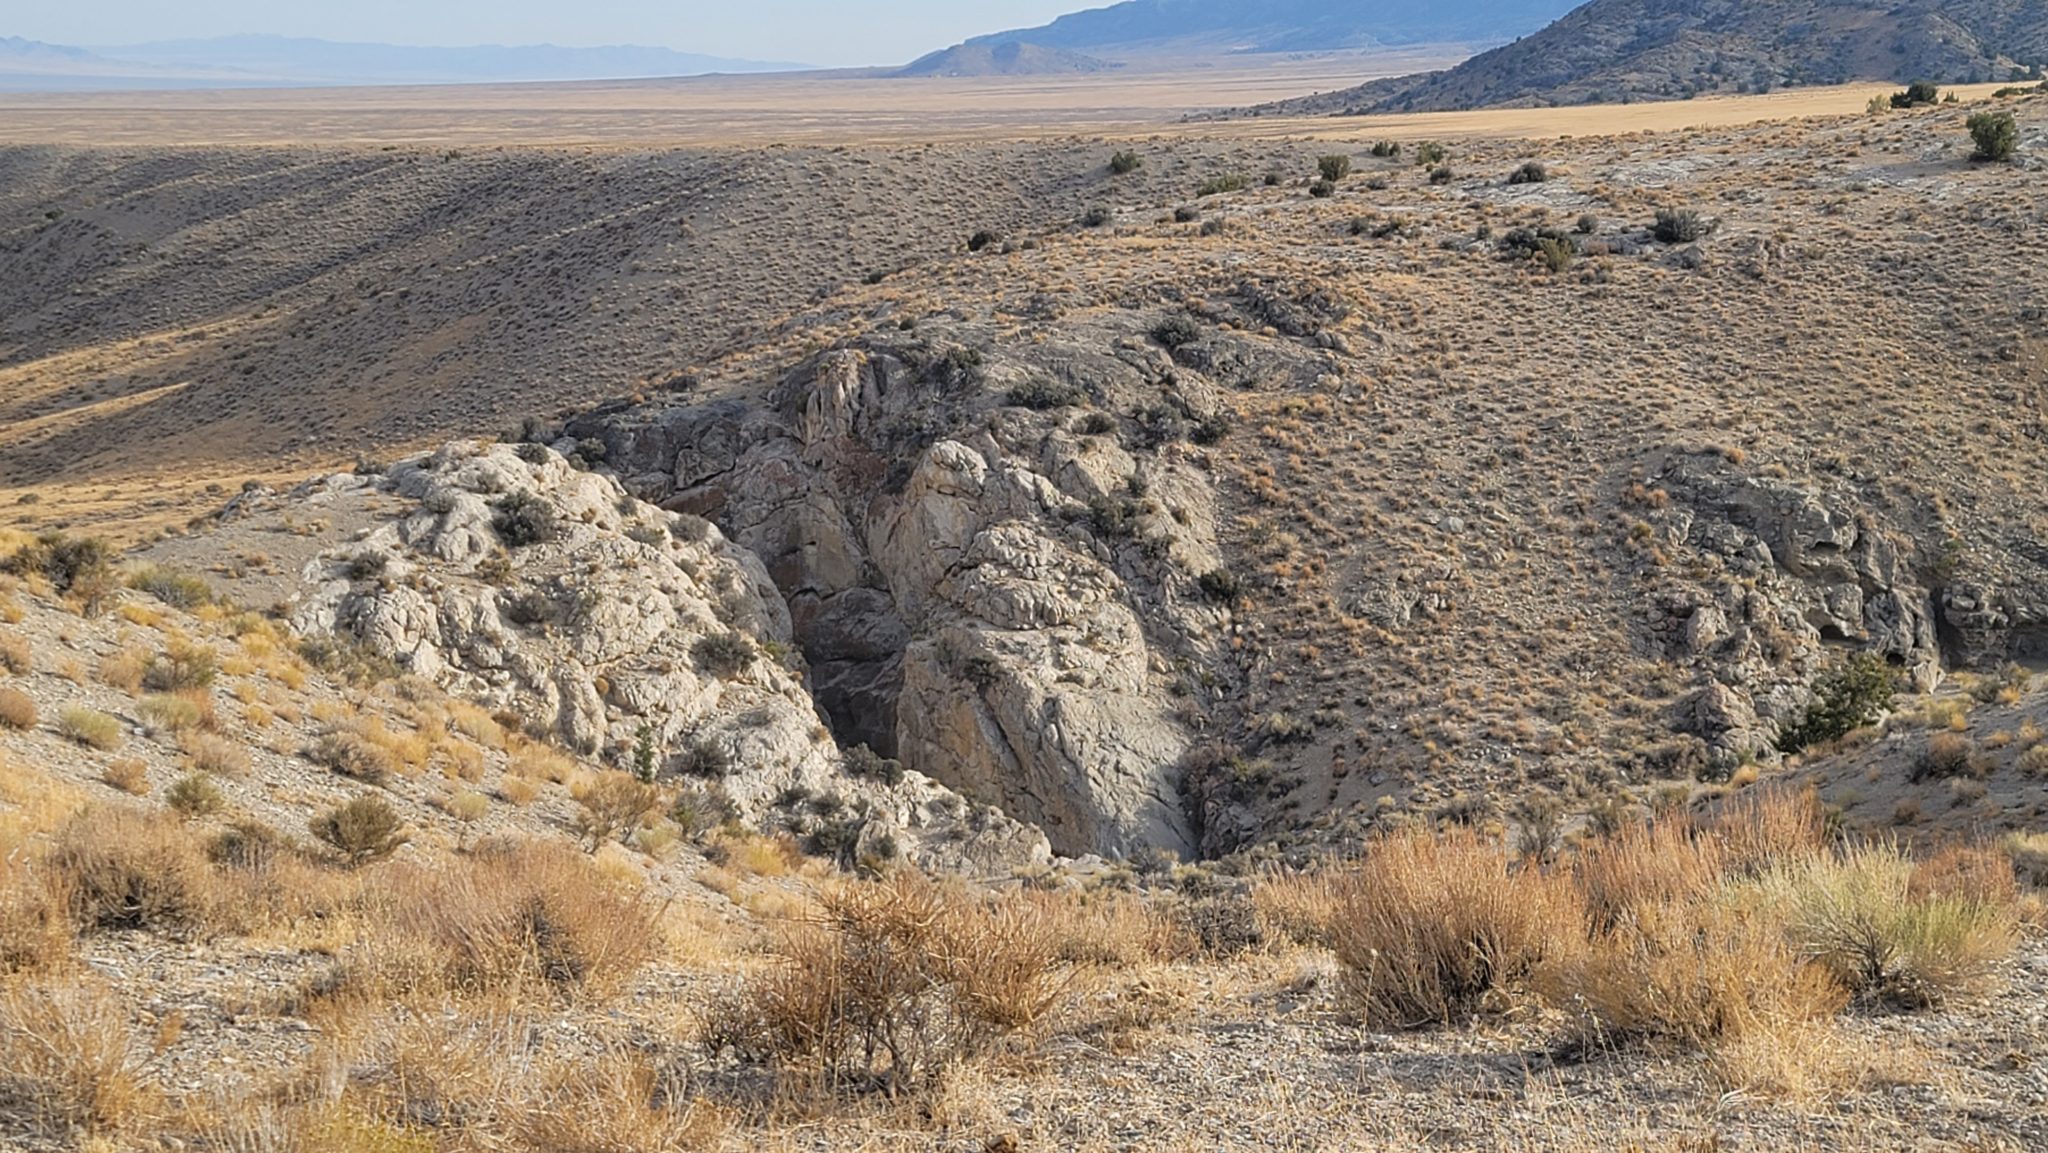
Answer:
[277,440,1048,872]
[572,327,1245,858]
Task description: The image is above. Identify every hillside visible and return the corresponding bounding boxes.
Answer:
[1251,0,2048,114]
[966,0,1579,55]
[894,41,1119,78]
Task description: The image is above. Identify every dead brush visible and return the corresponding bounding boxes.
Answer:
[1324,826,1581,1029]
[50,807,222,935]
[0,976,160,1139]
[344,838,659,1002]
[703,872,1078,1093]
[1535,886,1848,1050]
[0,856,73,975]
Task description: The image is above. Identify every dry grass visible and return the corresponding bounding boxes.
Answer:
[705,871,1079,1092]
[0,976,159,1139]
[97,647,151,695]
[0,685,36,731]
[0,857,72,975]
[0,631,28,674]
[338,838,660,1002]
[183,731,252,776]
[1761,842,2018,1008]
[99,756,149,795]
[1324,826,1581,1028]
[50,807,220,935]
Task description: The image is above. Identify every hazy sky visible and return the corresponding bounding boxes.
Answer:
[9,1,1089,67]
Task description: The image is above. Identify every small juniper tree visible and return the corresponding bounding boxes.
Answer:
[1968,110,2017,162]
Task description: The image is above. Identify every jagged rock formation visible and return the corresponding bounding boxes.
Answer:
[571,327,1247,859]
[274,441,1049,873]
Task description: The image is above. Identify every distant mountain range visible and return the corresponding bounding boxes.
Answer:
[0,34,806,90]
[965,0,1581,56]
[1249,0,2048,115]
[895,42,1119,79]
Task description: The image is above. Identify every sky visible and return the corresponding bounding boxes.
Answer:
[6,1,1092,68]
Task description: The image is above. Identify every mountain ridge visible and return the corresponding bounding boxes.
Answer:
[1244,0,2048,115]
[961,0,1580,57]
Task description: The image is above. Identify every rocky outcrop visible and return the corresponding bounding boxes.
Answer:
[281,440,1048,873]
[1640,451,2023,766]
[572,327,1244,859]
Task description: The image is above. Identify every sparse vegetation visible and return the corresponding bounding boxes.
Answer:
[1196,173,1246,197]
[492,491,560,548]
[1317,154,1352,182]
[1508,160,1550,184]
[1890,81,1941,109]
[1968,110,2017,162]
[309,795,409,866]
[1108,149,1142,175]
[1775,652,1894,753]
[0,686,36,730]
[59,707,123,751]
[692,630,756,677]
[1653,208,1712,243]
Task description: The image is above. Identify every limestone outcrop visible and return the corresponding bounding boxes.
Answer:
[572,327,1245,858]
[280,440,1049,873]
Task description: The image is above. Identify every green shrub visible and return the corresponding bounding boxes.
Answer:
[1370,140,1401,158]
[1197,569,1243,603]
[1653,208,1711,244]
[143,642,217,693]
[842,744,906,787]
[693,631,757,678]
[1508,160,1549,185]
[1413,141,1447,166]
[1911,732,1984,783]
[309,729,397,785]
[1151,313,1200,349]
[310,796,409,866]
[1005,379,1085,411]
[1428,165,1455,185]
[5,533,118,614]
[1537,236,1575,274]
[1309,179,1335,198]
[166,774,226,820]
[1109,149,1142,175]
[492,491,560,548]
[1968,110,2017,162]
[127,565,213,609]
[1173,205,1200,223]
[1196,174,1246,197]
[1890,81,1940,109]
[1764,844,2016,1008]
[967,229,1003,252]
[1775,653,1895,753]
[676,737,735,779]
[1317,154,1352,182]
[1080,206,1112,228]
[59,708,123,751]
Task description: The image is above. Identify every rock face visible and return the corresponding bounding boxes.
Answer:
[573,328,1242,859]
[1639,451,2030,766]
[282,440,1048,873]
